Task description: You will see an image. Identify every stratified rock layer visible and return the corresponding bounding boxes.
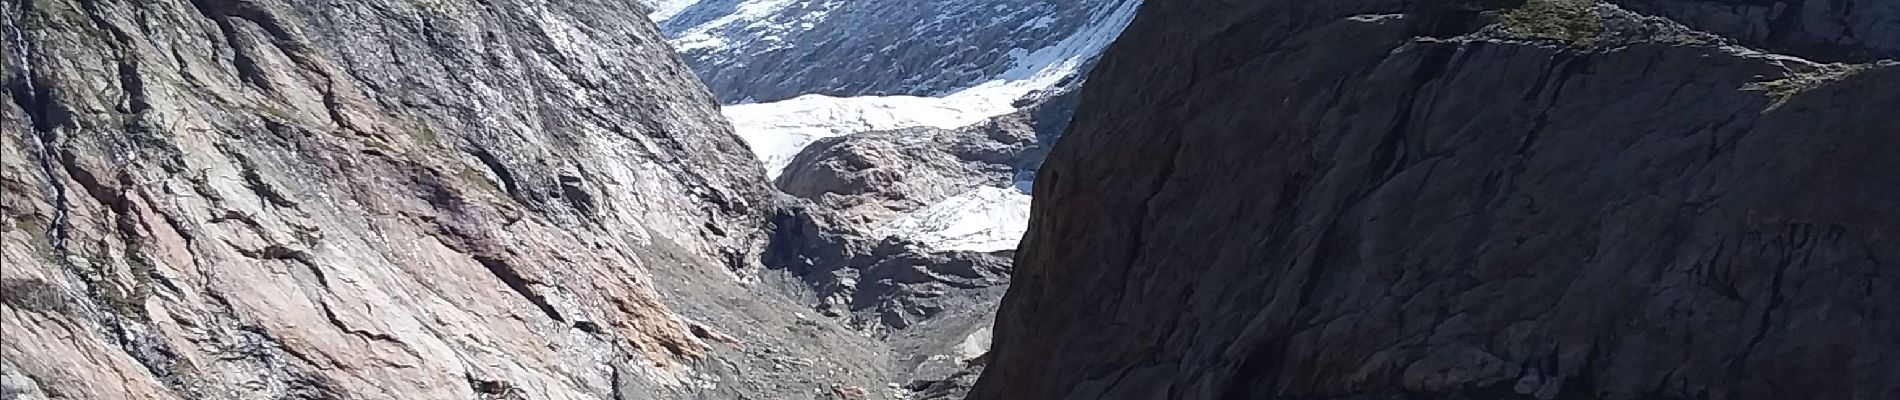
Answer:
[0,0,888,398]
[972,1,1899,399]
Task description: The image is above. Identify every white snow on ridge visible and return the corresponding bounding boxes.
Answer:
[646,0,703,22]
[876,186,1032,252]
[672,0,1142,250]
[669,0,837,53]
[729,71,1067,177]
[995,0,1140,82]
[724,1,1140,178]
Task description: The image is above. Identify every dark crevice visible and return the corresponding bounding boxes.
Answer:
[230,154,300,208]
[609,362,626,399]
[470,147,521,198]
[557,172,596,216]
[317,301,403,344]
[1516,54,1587,154]
[188,0,312,64]
[468,375,519,398]
[68,0,149,117]
[188,0,332,101]
[5,2,75,273]
[1368,44,1458,192]
[474,255,566,323]
[231,242,327,289]
[1741,224,1814,352]
[573,320,604,334]
[215,18,274,91]
[115,60,150,114]
[318,83,357,133]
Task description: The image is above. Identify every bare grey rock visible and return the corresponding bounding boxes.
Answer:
[762,203,1009,333]
[764,95,1084,399]
[972,1,1900,399]
[0,0,892,398]
[759,199,1010,398]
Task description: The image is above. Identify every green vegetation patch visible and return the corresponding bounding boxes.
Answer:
[1498,0,1602,44]
[3,214,60,261]
[0,278,74,316]
[455,166,510,200]
[1745,63,1876,111]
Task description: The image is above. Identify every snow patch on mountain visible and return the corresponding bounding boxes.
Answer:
[991,0,1139,84]
[876,186,1032,252]
[731,70,1068,177]
[645,0,703,21]
[718,0,1140,177]
[664,0,1141,102]
[669,0,828,54]
[665,0,1141,250]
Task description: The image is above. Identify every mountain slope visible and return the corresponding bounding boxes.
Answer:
[662,0,1140,103]
[0,0,887,398]
[657,1,1131,397]
[663,0,1137,178]
[972,0,1900,399]
[661,0,1136,260]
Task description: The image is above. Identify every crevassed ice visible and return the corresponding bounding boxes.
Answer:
[721,0,1141,178]
[726,77,1047,178]
[875,186,1032,252]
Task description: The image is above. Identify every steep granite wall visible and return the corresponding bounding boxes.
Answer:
[0,0,889,398]
[973,0,1898,399]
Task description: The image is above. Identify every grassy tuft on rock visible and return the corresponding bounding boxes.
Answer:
[1498,0,1601,44]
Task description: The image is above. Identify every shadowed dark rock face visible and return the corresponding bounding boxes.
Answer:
[970,1,1899,399]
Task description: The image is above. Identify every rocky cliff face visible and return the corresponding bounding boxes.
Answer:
[973,0,1899,399]
[0,0,892,398]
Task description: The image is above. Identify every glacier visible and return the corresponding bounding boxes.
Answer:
[661,0,1141,251]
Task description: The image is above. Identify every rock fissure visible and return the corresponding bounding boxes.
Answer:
[473,255,567,324]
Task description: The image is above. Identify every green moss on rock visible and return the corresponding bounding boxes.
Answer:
[1498,0,1601,44]
[1745,63,1877,111]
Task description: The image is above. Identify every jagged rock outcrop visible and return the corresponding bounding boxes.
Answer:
[758,198,1010,397]
[973,0,1899,399]
[775,114,1039,230]
[761,101,1078,398]
[761,199,1010,338]
[0,0,892,398]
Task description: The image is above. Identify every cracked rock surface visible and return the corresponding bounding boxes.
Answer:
[0,0,889,398]
[972,0,1900,399]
